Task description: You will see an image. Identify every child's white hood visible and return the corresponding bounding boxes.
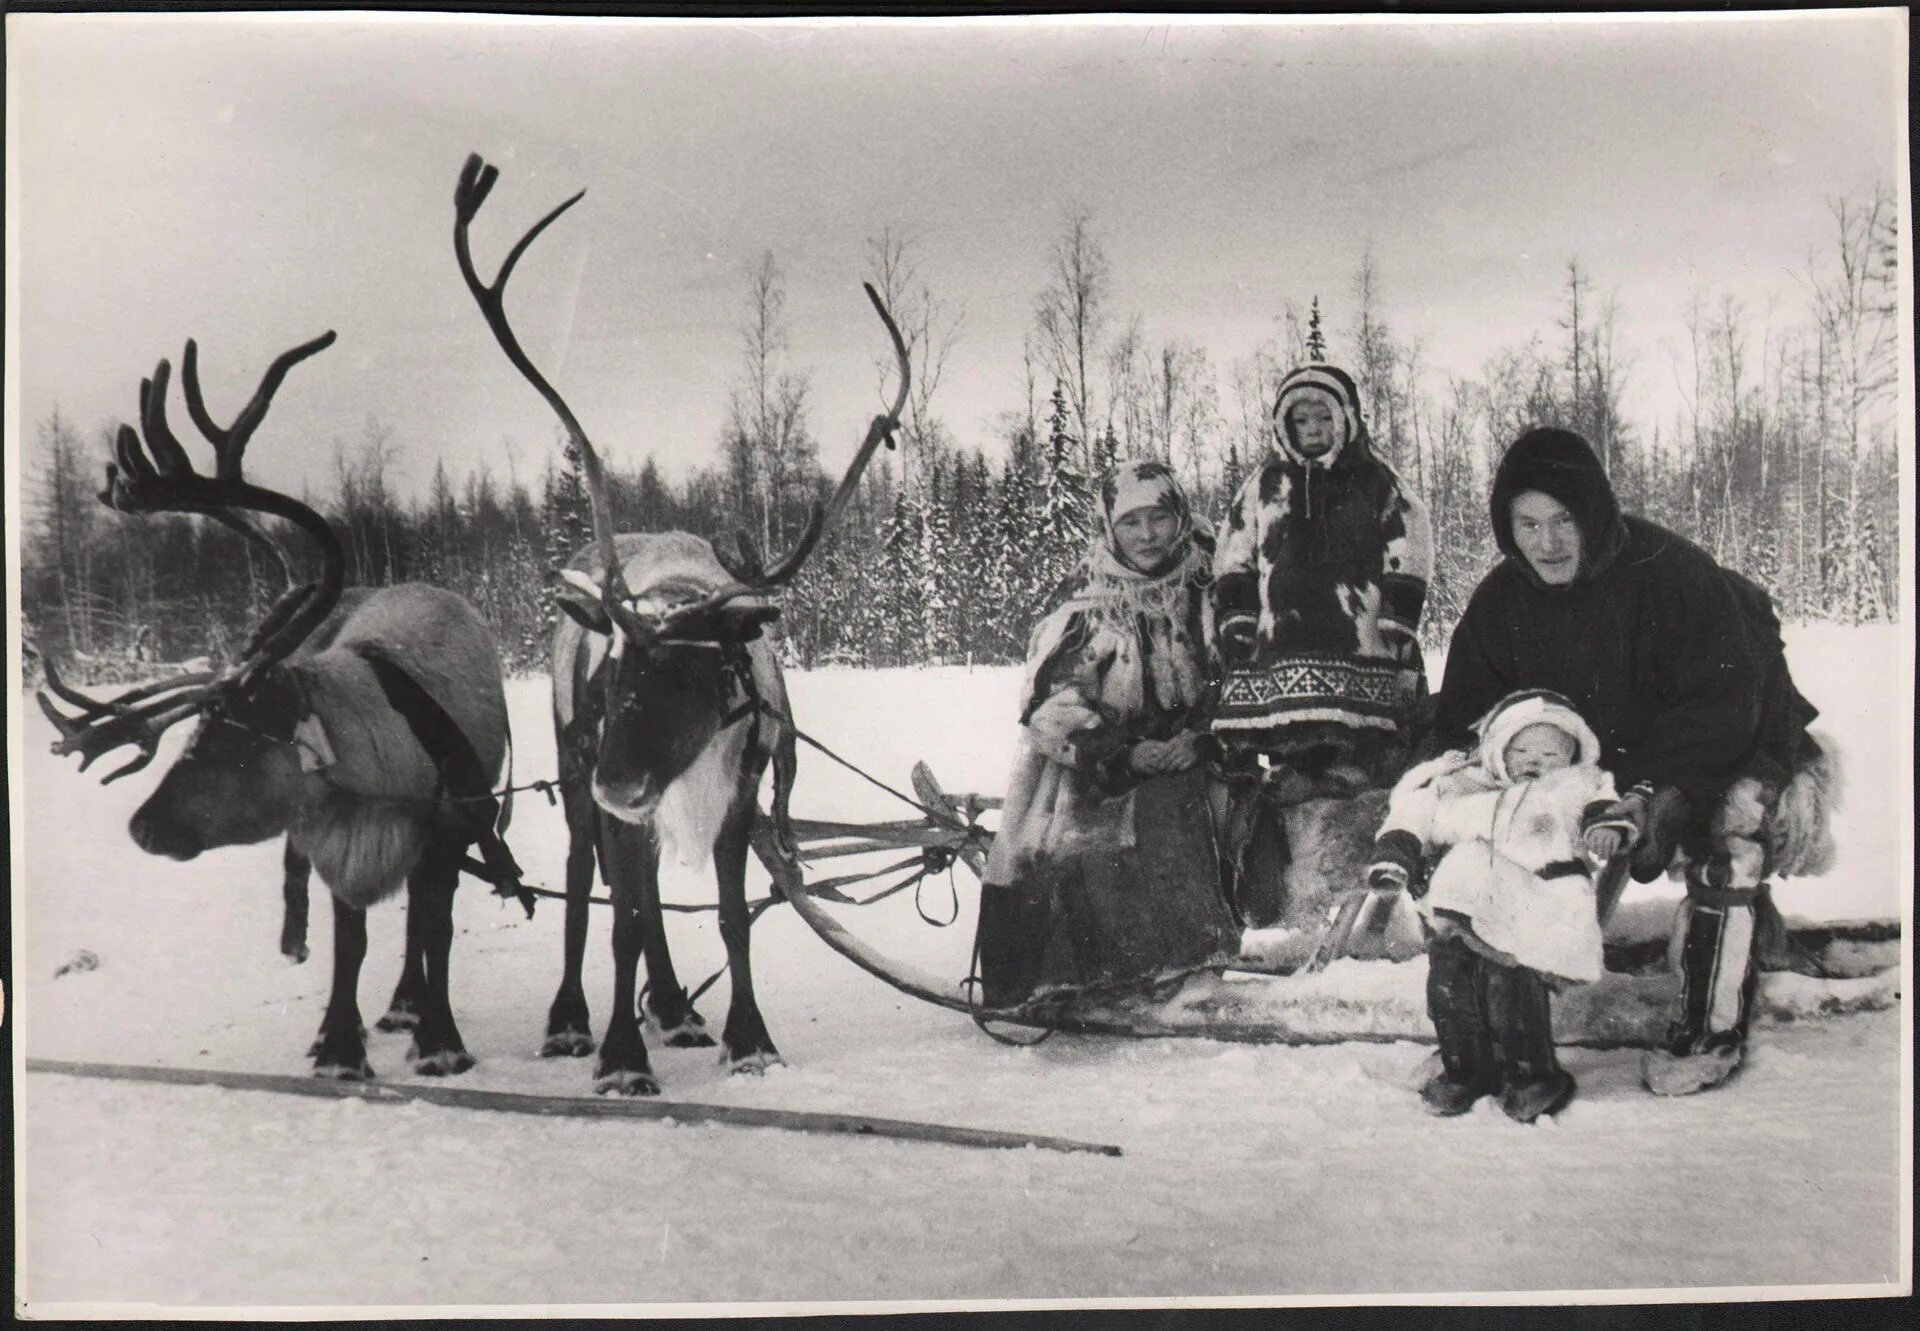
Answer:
[1473,690,1604,784]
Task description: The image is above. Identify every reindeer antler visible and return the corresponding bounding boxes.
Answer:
[453,155,644,632]
[454,153,909,639]
[36,654,218,783]
[725,281,910,588]
[40,332,344,781]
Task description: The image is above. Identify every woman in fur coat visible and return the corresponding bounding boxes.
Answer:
[1366,690,1642,1122]
[976,462,1239,1013]
[1211,364,1433,798]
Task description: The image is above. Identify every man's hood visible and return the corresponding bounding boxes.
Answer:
[1490,427,1630,588]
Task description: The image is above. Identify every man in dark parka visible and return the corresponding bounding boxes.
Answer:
[1428,426,1826,1096]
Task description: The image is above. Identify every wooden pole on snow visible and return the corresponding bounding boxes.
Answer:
[25,1058,1123,1157]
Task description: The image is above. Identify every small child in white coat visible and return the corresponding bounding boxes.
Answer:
[1366,690,1641,1122]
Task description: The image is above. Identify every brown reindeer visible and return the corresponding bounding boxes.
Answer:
[453,153,907,1094]
[37,333,512,1079]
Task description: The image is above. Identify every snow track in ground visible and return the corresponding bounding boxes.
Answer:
[11,625,1911,1310]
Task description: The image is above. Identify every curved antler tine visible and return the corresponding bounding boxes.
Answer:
[39,653,107,716]
[43,686,210,783]
[180,338,220,443]
[39,659,221,726]
[239,582,318,659]
[111,423,157,501]
[210,511,297,585]
[37,687,89,740]
[217,330,338,477]
[451,154,624,604]
[865,281,913,424]
[139,357,193,477]
[100,745,161,786]
[755,285,912,587]
[454,152,499,224]
[495,190,587,296]
[224,496,344,684]
[712,528,766,584]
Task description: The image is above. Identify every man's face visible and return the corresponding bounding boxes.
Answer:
[1503,722,1578,781]
[1510,490,1582,586]
[1285,397,1340,459]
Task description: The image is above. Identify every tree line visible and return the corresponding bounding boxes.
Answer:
[23,184,1900,683]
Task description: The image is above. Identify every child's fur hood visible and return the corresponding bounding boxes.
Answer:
[1472,689,1602,784]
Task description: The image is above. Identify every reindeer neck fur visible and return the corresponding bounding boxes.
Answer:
[652,706,757,869]
[280,585,509,910]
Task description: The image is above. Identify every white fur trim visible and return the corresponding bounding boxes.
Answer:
[1272,372,1355,466]
[1477,694,1603,783]
[559,568,602,599]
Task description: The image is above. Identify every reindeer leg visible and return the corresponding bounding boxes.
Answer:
[636,836,714,1050]
[408,833,475,1077]
[279,841,312,964]
[311,893,373,1080]
[594,819,661,1096]
[542,783,598,1057]
[769,712,800,869]
[717,787,780,1073]
[376,878,429,1032]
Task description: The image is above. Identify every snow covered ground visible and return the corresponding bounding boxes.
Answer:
[9,624,1912,1313]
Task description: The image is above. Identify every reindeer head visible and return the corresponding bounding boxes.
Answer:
[37,333,345,859]
[453,153,908,824]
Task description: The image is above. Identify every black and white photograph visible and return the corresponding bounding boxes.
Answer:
[6,6,1912,1315]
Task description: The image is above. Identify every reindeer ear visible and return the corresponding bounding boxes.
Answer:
[555,570,612,635]
[716,600,783,643]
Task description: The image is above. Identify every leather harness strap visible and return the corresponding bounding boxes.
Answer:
[353,645,534,917]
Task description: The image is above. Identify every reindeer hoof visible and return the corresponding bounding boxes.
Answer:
[541,1030,595,1058]
[281,943,310,965]
[414,1049,476,1077]
[313,1059,375,1082]
[647,1006,717,1049]
[309,1024,368,1059]
[376,1005,421,1033]
[594,1069,661,1097]
[726,1050,783,1076]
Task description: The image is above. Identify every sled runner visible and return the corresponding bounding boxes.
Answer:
[756,761,1902,1048]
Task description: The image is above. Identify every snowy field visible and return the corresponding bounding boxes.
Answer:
[9,623,1912,1313]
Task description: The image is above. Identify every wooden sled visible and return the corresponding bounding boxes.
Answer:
[755,762,1903,1048]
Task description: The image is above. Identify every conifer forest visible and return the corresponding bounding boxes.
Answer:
[22,184,1899,682]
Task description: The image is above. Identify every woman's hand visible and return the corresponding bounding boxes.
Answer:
[1128,733,1207,775]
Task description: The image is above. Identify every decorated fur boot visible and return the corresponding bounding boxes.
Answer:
[1419,934,1497,1116]
[1485,960,1575,1123]
[1642,895,1758,1097]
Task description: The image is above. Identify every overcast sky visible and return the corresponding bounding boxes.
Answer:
[6,10,1908,508]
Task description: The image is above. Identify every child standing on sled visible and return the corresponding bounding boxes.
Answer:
[1366,690,1642,1122]
[1211,363,1433,800]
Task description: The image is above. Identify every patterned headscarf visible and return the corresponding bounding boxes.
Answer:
[1018,461,1213,722]
[1097,461,1194,574]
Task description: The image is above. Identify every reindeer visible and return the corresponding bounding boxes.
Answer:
[453,154,907,1094]
[37,332,513,1080]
